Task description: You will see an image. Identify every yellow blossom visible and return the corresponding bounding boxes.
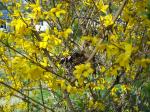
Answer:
[100,14,113,27]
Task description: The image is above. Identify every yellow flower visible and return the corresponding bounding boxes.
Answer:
[11,19,27,34]
[56,79,66,89]
[62,50,69,57]
[50,4,66,17]
[83,0,93,6]
[0,12,3,16]
[2,0,8,3]
[97,1,108,13]
[100,66,106,73]
[121,84,127,93]
[116,43,132,67]
[100,14,113,27]
[73,63,93,79]
[94,101,105,111]
[81,36,99,46]
[39,42,47,48]
[28,66,44,80]
[67,84,72,93]
[58,28,73,39]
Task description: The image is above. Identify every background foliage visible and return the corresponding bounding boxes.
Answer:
[0,0,150,112]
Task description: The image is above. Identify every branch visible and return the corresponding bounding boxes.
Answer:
[75,16,100,24]
[0,40,66,79]
[86,35,103,62]
[112,0,128,23]
[39,81,47,112]
[0,81,55,112]
[13,94,39,110]
[64,90,76,112]
[89,86,97,101]
[31,30,58,70]
[86,0,128,62]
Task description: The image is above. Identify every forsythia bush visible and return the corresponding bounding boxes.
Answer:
[0,0,150,111]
